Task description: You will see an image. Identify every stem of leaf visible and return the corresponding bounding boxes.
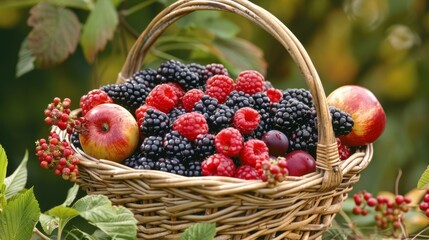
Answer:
[120,0,157,17]
[33,228,50,240]
[338,210,365,238]
[57,221,64,240]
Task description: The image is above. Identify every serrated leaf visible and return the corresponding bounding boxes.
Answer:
[16,39,36,78]
[73,195,137,239]
[27,3,81,68]
[417,166,429,190]
[39,213,58,235]
[0,188,40,240]
[80,0,118,63]
[4,150,28,199]
[0,145,7,187]
[62,184,80,207]
[180,222,216,240]
[49,205,80,219]
[212,37,267,76]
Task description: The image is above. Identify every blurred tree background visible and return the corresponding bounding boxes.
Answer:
[0,0,428,228]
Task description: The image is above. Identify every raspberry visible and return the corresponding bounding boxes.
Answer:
[173,112,209,141]
[233,107,260,135]
[337,138,351,160]
[201,153,236,177]
[240,139,269,167]
[234,165,260,180]
[205,75,234,104]
[80,89,113,116]
[215,127,243,157]
[145,84,179,113]
[235,70,265,95]
[266,88,283,103]
[166,82,186,100]
[182,89,205,112]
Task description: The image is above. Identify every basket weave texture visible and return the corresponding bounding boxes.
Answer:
[59,0,374,239]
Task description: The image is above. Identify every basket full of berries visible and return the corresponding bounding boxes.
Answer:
[35,0,386,239]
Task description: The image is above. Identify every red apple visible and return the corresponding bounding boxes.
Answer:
[327,85,386,146]
[79,103,139,162]
[285,150,316,176]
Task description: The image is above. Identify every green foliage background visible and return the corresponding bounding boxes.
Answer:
[0,0,428,218]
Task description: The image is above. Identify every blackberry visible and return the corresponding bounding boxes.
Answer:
[155,157,187,176]
[251,92,271,112]
[264,80,274,91]
[272,99,312,134]
[252,111,272,139]
[329,106,354,136]
[193,95,218,120]
[155,60,186,84]
[208,104,234,132]
[282,88,314,108]
[224,91,254,112]
[186,63,207,90]
[70,131,81,149]
[174,68,200,91]
[168,107,186,124]
[140,135,164,159]
[100,79,150,112]
[123,151,143,169]
[288,119,318,157]
[194,134,216,161]
[186,160,202,177]
[135,156,156,170]
[163,131,195,161]
[203,63,229,81]
[132,68,158,90]
[141,108,170,136]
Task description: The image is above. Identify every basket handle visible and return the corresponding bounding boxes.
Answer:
[117,0,342,191]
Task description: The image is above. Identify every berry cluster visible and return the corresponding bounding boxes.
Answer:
[35,132,79,181]
[45,59,356,185]
[352,191,411,232]
[43,97,73,133]
[418,189,429,217]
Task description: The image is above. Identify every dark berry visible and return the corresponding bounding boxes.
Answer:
[208,104,234,132]
[140,135,164,159]
[163,131,195,161]
[224,91,254,112]
[135,156,156,170]
[186,160,203,177]
[141,109,170,136]
[272,99,312,134]
[167,107,186,124]
[282,88,314,108]
[193,95,219,120]
[155,157,187,176]
[329,106,354,136]
[70,131,81,150]
[123,151,143,169]
[262,130,289,157]
[194,134,216,161]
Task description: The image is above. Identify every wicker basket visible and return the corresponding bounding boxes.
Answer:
[58,0,374,239]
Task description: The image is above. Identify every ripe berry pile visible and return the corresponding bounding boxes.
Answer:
[419,189,429,217]
[39,60,357,185]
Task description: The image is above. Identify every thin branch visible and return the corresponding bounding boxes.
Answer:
[395,169,402,195]
[338,210,365,238]
[411,225,429,240]
[33,228,50,240]
[120,0,157,17]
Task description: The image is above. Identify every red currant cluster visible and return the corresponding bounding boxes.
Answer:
[44,97,87,134]
[35,131,80,182]
[418,189,429,217]
[255,157,288,187]
[352,191,411,231]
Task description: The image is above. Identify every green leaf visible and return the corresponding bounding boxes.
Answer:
[62,184,80,207]
[15,39,36,78]
[4,150,28,199]
[203,19,240,39]
[49,205,80,219]
[180,222,216,240]
[27,3,81,68]
[46,0,94,10]
[211,37,267,76]
[0,188,41,240]
[39,213,58,235]
[417,165,429,190]
[73,195,137,239]
[80,0,118,63]
[0,145,7,187]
